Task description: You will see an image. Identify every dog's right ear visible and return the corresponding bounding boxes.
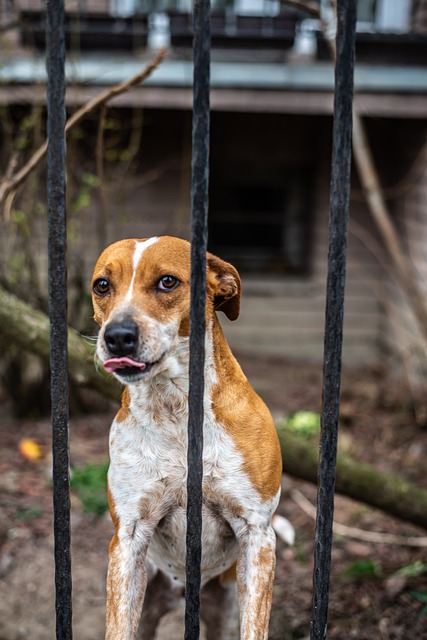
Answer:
[207,253,241,321]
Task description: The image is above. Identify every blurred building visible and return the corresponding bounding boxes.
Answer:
[1,0,427,371]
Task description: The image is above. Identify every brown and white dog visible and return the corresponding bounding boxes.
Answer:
[91,236,285,640]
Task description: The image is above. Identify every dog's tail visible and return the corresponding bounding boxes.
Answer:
[272,514,295,546]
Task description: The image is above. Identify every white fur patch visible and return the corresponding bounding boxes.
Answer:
[125,237,158,302]
[108,325,280,589]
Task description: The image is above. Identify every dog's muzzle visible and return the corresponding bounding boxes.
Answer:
[102,320,152,378]
[104,320,139,357]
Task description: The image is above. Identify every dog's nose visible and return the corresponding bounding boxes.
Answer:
[104,321,139,356]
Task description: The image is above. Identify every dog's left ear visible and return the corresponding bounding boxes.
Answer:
[207,253,241,321]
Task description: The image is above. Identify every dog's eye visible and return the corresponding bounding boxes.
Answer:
[157,275,179,291]
[93,278,110,296]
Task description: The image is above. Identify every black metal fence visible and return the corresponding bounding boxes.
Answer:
[46,1,72,638]
[45,0,356,638]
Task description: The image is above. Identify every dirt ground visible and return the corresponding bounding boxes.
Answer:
[1,352,427,640]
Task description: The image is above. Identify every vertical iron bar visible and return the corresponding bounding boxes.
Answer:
[185,0,210,638]
[310,2,356,639]
[46,1,72,639]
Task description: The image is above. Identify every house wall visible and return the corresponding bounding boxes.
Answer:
[15,0,110,12]
[383,123,427,390]
[8,107,427,368]
[221,157,385,364]
[85,108,387,366]
[220,114,385,364]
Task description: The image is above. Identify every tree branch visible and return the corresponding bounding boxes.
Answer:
[0,47,167,210]
[298,0,427,349]
[291,488,427,547]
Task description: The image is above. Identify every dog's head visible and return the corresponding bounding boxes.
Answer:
[91,236,241,383]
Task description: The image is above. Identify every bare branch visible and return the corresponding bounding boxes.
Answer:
[95,104,108,256]
[318,1,427,348]
[291,489,427,547]
[383,134,427,200]
[0,47,167,210]
[352,111,427,344]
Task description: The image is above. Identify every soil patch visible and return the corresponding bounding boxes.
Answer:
[1,354,426,639]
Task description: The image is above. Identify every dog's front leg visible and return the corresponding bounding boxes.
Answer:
[106,520,153,640]
[236,524,276,640]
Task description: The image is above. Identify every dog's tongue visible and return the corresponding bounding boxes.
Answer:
[103,357,147,373]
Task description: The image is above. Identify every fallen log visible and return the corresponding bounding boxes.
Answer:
[277,426,427,531]
[1,283,427,530]
[0,284,119,401]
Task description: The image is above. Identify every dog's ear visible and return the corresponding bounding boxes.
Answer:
[207,253,241,321]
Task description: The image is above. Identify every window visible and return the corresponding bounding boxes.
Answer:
[208,169,312,275]
[311,0,410,32]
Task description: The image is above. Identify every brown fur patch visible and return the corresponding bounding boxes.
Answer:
[210,316,282,500]
[107,488,120,559]
[116,386,130,423]
[91,237,190,327]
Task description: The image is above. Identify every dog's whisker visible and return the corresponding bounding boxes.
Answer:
[80,334,99,345]
[93,352,107,377]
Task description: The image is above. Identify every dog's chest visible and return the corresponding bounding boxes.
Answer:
[109,401,247,512]
[108,384,250,584]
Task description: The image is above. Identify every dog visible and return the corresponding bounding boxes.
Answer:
[91,236,285,640]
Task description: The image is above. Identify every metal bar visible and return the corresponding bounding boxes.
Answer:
[184,0,211,638]
[46,1,72,639]
[310,2,356,639]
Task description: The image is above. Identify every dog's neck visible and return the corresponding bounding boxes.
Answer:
[121,316,229,426]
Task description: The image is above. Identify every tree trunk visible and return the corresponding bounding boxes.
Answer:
[277,426,427,531]
[0,284,119,401]
[1,283,427,530]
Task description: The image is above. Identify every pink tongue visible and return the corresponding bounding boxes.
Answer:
[103,357,147,373]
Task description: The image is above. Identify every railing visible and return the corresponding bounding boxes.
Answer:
[46,1,72,638]
[45,0,356,638]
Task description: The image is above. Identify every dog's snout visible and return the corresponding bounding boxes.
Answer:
[104,321,139,356]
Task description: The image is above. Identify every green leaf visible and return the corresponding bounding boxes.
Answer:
[71,461,109,516]
[82,172,100,187]
[16,506,43,520]
[283,411,321,439]
[343,559,382,579]
[409,591,427,616]
[397,561,427,577]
